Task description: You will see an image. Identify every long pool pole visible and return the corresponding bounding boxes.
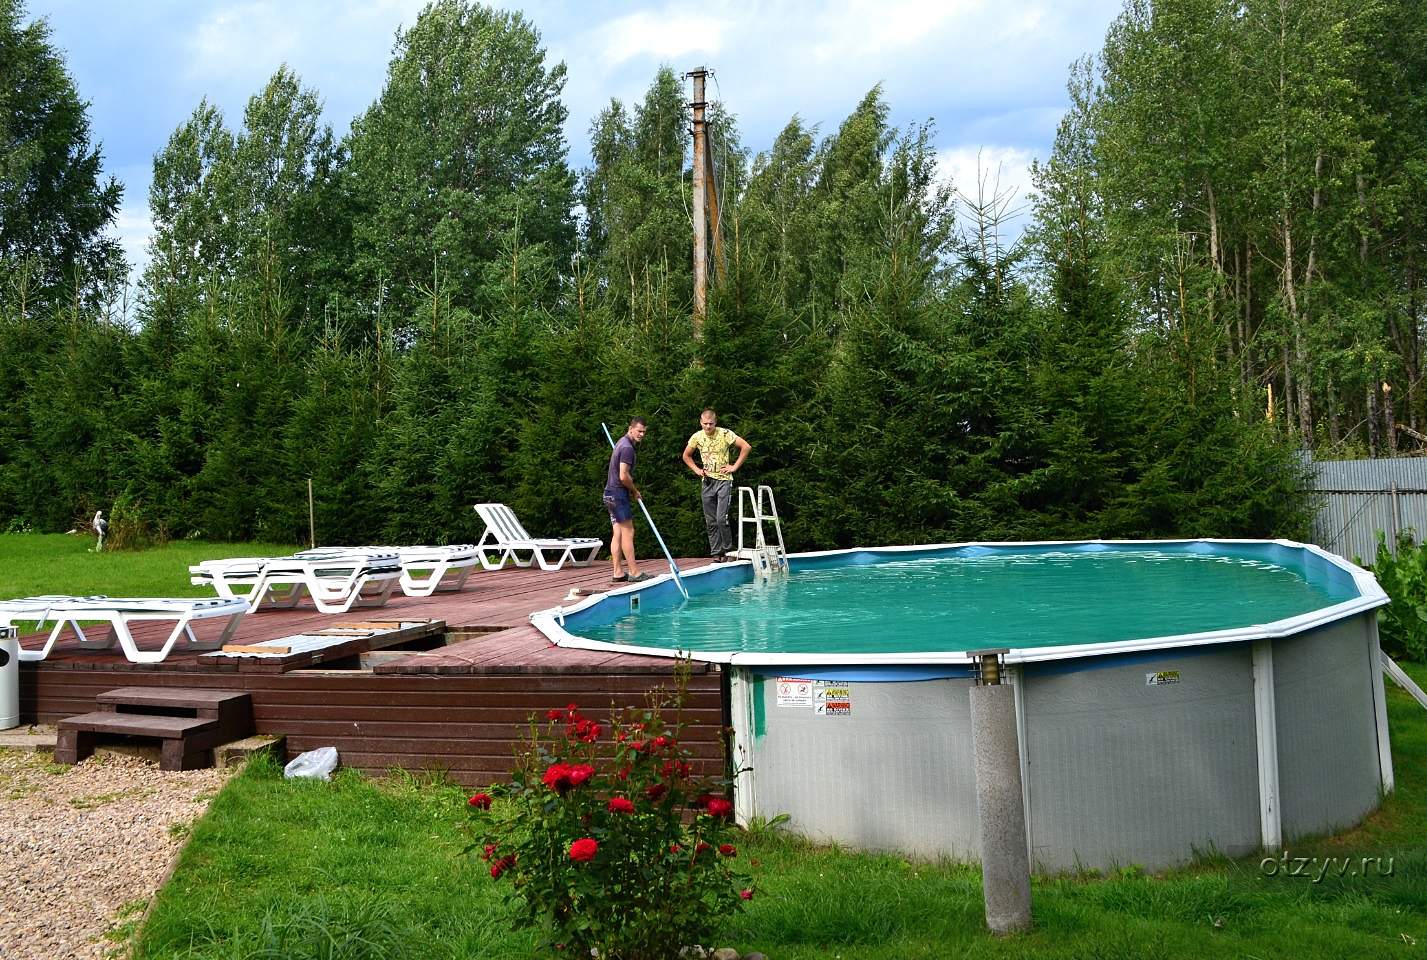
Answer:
[602,422,689,599]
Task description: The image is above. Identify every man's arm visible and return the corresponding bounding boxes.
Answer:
[619,461,641,499]
[727,435,751,474]
[682,444,705,478]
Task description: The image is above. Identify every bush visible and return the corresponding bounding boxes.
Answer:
[465,680,749,959]
[1368,532,1427,662]
[104,491,168,551]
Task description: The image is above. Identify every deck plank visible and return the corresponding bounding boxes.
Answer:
[16,558,712,673]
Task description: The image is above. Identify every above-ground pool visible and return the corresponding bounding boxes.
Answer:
[532,540,1393,871]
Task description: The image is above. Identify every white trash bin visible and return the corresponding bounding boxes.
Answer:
[0,626,18,731]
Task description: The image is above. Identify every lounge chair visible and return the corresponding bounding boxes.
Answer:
[473,503,602,571]
[0,595,249,664]
[190,550,403,614]
[293,544,479,598]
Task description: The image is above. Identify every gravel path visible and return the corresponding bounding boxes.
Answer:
[0,750,231,960]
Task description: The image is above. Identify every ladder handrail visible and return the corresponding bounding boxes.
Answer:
[736,484,787,581]
[757,485,787,568]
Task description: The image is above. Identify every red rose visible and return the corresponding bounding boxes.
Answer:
[566,764,595,787]
[695,841,711,855]
[482,843,498,861]
[542,763,572,792]
[545,708,563,721]
[569,837,599,862]
[631,740,648,753]
[740,888,754,901]
[719,843,737,857]
[467,792,492,809]
[705,797,733,818]
[490,855,514,879]
[669,843,681,854]
[652,735,670,749]
[607,796,635,814]
[644,782,668,801]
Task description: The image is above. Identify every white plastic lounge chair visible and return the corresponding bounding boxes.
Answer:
[190,550,402,614]
[0,595,248,665]
[294,545,479,598]
[473,503,603,571]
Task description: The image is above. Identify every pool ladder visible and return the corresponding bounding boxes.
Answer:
[734,485,788,584]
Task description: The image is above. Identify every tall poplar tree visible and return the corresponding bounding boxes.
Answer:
[344,0,575,328]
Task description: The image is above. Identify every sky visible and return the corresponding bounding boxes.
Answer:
[25,0,1125,279]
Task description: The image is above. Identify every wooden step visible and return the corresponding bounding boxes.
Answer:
[97,687,250,712]
[58,687,257,771]
[59,712,217,739]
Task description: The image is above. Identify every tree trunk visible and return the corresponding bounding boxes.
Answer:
[1384,382,1397,456]
[1326,375,1340,447]
[1366,380,1379,457]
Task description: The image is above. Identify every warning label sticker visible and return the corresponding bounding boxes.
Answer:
[775,677,814,707]
[1146,670,1181,686]
[814,681,852,716]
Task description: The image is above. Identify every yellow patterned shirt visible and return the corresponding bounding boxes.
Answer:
[686,427,742,482]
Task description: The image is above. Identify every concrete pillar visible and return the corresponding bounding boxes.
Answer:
[970,682,1032,934]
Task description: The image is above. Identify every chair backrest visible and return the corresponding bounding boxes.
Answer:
[476,503,534,543]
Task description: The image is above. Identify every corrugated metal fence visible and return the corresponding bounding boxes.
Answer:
[1311,456,1427,562]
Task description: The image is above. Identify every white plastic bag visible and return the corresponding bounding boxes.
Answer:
[283,746,339,780]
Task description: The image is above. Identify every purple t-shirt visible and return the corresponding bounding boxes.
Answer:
[605,435,636,496]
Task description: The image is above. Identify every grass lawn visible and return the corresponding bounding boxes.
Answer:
[129,670,1427,959]
[0,534,299,600]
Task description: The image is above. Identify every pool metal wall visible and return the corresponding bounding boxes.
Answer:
[1021,644,1262,870]
[1272,616,1382,838]
[736,610,1391,871]
[746,677,981,859]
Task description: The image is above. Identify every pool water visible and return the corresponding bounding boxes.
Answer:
[576,547,1362,655]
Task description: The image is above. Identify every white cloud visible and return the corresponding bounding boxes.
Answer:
[593,9,730,66]
[804,0,979,62]
[187,3,301,87]
[182,0,428,121]
[937,144,1038,238]
[113,201,153,282]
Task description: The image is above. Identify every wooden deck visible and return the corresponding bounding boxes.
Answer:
[16,559,727,785]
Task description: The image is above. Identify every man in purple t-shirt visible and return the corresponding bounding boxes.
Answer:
[604,417,649,582]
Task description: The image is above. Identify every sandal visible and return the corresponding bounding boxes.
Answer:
[611,573,629,583]
[627,572,652,583]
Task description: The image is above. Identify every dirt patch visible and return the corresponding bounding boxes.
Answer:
[0,749,230,959]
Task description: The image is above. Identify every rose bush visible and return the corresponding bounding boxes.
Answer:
[464,683,749,959]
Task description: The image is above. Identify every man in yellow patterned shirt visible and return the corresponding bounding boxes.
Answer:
[681,409,751,561]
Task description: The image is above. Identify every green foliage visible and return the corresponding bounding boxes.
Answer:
[1368,532,1427,661]
[467,685,747,959]
[343,0,574,326]
[0,0,124,304]
[1058,0,1427,456]
[0,4,1319,552]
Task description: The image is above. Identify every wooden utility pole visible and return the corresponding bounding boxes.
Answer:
[688,67,709,337]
